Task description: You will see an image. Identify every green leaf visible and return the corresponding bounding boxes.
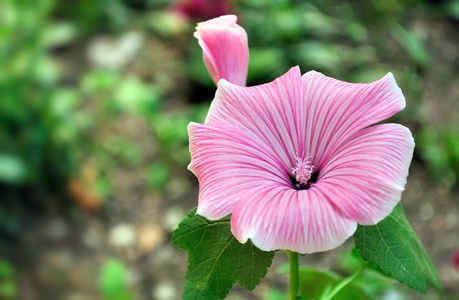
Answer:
[354,203,441,294]
[172,208,275,299]
[183,281,218,300]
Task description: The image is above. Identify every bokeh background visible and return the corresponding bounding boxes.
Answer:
[1,0,459,299]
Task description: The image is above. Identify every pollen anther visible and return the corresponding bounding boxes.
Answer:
[292,154,314,186]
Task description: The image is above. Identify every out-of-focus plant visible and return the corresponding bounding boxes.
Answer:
[266,247,439,300]
[0,260,17,300]
[186,0,429,86]
[146,103,209,191]
[98,258,132,300]
[79,67,204,194]
[55,0,130,35]
[417,128,459,187]
[185,0,459,193]
[265,249,393,300]
[0,0,163,237]
[0,0,84,238]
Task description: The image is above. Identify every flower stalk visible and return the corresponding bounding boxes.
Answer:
[287,250,299,300]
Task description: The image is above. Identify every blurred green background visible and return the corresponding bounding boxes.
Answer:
[1,0,459,299]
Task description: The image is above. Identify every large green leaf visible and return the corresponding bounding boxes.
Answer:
[182,281,217,300]
[354,203,441,294]
[172,208,275,299]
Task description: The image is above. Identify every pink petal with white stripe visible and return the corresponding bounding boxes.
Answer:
[316,124,415,225]
[206,66,305,170]
[230,185,357,253]
[188,122,289,220]
[302,71,406,170]
[194,15,249,86]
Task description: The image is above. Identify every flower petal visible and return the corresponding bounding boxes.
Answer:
[206,66,305,170]
[317,124,415,225]
[231,185,357,253]
[194,15,249,86]
[188,122,290,220]
[302,71,406,170]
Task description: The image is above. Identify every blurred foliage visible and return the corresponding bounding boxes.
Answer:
[269,247,439,299]
[99,259,132,300]
[417,128,459,187]
[187,0,459,188]
[0,0,80,239]
[270,249,389,299]
[0,0,186,240]
[0,260,17,300]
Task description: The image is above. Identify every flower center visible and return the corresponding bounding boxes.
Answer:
[291,154,314,190]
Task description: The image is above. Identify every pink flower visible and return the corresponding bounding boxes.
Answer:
[194,15,249,86]
[453,250,459,269]
[188,67,414,253]
[173,0,233,21]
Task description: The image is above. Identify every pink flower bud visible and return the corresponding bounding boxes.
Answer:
[194,15,249,86]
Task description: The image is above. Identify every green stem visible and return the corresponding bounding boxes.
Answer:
[286,250,299,300]
[322,265,365,300]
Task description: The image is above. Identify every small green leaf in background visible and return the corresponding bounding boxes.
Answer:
[0,281,17,299]
[390,21,430,68]
[354,203,442,294]
[298,268,371,300]
[446,0,459,20]
[264,287,286,300]
[0,260,17,299]
[337,248,398,297]
[81,70,119,93]
[0,154,27,184]
[0,261,14,278]
[294,41,343,74]
[277,264,372,300]
[114,77,160,117]
[99,259,131,300]
[248,47,286,83]
[172,208,275,300]
[300,4,340,37]
[147,162,169,191]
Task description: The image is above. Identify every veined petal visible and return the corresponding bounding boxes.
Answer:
[317,124,415,225]
[206,66,305,170]
[188,122,289,220]
[231,185,357,253]
[302,71,406,169]
[194,15,249,86]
